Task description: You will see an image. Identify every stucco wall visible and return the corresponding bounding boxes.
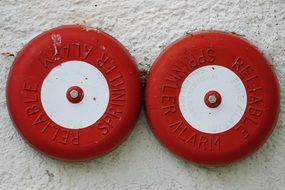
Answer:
[0,0,284,189]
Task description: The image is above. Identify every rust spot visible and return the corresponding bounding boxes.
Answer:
[1,52,15,57]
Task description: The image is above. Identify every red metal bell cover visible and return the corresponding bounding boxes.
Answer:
[145,31,280,165]
[7,25,142,161]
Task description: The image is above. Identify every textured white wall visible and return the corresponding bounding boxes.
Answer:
[0,0,284,189]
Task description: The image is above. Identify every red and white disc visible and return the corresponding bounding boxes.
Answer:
[145,31,280,165]
[7,25,142,161]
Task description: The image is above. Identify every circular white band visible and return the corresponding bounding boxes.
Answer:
[179,65,247,134]
[41,61,110,129]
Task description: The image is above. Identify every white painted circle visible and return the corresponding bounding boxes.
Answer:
[179,65,247,134]
[41,61,110,129]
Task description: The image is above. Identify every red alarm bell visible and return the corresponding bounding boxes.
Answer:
[7,25,142,161]
[145,31,280,165]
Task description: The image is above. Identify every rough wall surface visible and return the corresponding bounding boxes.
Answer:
[0,0,284,189]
